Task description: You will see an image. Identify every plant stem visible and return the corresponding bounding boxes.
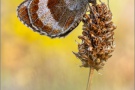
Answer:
[86,67,94,90]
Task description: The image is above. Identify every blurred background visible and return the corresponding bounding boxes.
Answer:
[1,0,134,90]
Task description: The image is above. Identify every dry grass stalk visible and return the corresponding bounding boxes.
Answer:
[73,2,117,90]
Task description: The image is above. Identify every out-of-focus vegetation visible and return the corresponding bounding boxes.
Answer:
[1,0,134,90]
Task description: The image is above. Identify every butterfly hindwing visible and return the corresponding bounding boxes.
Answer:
[17,0,89,38]
[17,0,39,31]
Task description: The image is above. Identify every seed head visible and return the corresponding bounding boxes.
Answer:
[73,3,117,70]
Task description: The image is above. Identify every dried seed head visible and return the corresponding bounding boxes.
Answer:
[73,3,116,71]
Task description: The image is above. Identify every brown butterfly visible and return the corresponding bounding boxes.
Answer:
[17,0,96,38]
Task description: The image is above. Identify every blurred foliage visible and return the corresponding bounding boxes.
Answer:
[1,0,134,90]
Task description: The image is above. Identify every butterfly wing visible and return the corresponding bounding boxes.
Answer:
[17,0,37,31]
[17,0,29,25]
[17,0,88,38]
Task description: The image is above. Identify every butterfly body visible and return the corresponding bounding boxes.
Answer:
[17,0,94,38]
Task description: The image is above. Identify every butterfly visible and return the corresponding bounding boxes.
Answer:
[17,0,96,38]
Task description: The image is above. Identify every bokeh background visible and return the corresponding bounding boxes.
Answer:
[1,0,134,90]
